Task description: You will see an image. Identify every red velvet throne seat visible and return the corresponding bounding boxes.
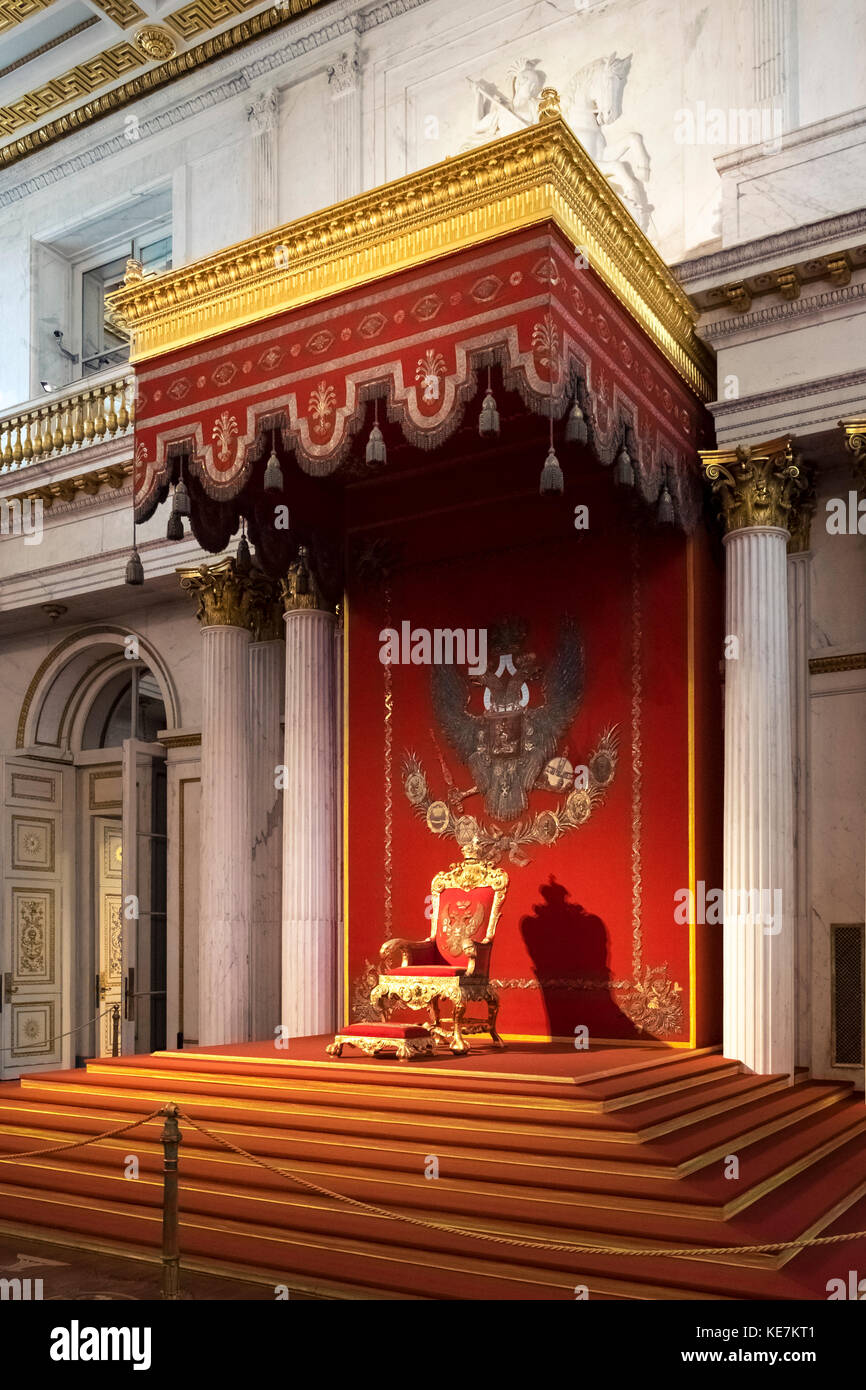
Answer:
[369,843,509,1054]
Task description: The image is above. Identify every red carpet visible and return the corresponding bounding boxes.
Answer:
[0,1040,864,1300]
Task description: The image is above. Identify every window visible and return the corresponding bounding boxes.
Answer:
[79,233,172,377]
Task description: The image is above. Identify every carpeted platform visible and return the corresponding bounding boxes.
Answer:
[0,1040,864,1300]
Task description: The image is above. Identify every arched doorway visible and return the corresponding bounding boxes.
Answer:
[0,629,178,1076]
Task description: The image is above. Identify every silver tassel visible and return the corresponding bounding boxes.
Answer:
[366,422,386,464]
[613,445,634,487]
[657,484,675,525]
[565,400,588,444]
[539,446,564,495]
[478,389,500,437]
[236,533,251,573]
[172,477,190,516]
[264,448,283,491]
[125,548,144,586]
[166,509,183,541]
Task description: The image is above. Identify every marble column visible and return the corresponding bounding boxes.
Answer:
[327,42,362,202]
[280,547,339,1037]
[703,440,810,1076]
[247,88,280,236]
[179,558,255,1046]
[248,578,285,1040]
[787,490,815,1069]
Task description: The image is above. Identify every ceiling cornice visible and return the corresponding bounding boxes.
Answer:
[0,0,335,171]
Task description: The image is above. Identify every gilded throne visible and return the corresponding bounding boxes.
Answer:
[369,845,509,1054]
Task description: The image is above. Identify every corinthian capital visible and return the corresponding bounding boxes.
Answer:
[247,570,284,642]
[247,87,280,136]
[280,545,330,613]
[327,48,360,97]
[700,436,809,536]
[840,416,866,493]
[178,556,259,629]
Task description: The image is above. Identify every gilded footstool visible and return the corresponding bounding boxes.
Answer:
[326,1022,433,1060]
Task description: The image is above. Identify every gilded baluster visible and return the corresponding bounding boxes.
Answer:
[52,404,63,454]
[117,380,130,433]
[106,386,118,436]
[82,391,95,443]
[12,419,23,465]
[31,410,44,460]
[72,394,85,447]
[1,420,11,470]
[22,417,33,461]
[62,403,73,449]
[94,390,107,439]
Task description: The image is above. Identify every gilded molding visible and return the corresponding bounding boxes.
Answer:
[107,97,714,400]
[0,463,131,510]
[279,545,330,614]
[0,0,330,169]
[700,436,809,534]
[808,652,866,675]
[177,555,260,628]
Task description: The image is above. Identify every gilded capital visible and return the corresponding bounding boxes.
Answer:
[279,545,330,614]
[840,416,866,493]
[700,437,808,536]
[178,556,259,629]
[247,571,284,642]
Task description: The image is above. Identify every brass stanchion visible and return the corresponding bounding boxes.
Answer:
[160,1102,182,1300]
[111,1003,120,1057]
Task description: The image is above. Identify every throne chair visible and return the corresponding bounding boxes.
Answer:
[369,843,509,1054]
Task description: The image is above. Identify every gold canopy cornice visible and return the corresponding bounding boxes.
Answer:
[108,92,714,401]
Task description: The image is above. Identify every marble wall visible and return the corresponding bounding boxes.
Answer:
[2,0,866,409]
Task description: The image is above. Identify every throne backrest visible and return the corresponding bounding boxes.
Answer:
[430,858,509,968]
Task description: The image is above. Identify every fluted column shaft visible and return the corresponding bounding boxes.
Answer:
[281,600,339,1036]
[787,549,812,1067]
[250,638,285,1038]
[723,526,795,1074]
[199,624,252,1044]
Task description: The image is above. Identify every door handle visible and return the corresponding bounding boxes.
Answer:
[3,973,19,1004]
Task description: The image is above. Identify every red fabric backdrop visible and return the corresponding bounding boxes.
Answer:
[345,451,723,1043]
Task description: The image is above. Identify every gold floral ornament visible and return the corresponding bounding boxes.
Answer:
[617,964,683,1036]
[700,436,810,535]
[840,416,866,494]
[133,25,177,61]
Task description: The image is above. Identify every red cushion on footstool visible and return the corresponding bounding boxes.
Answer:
[340,1022,430,1039]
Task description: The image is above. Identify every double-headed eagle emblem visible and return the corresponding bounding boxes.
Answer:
[403,617,618,863]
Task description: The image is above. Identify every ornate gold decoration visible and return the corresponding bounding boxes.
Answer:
[106,93,713,399]
[247,572,284,642]
[0,43,146,137]
[723,284,752,313]
[0,0,327,170]
[0,375,133,469]
[177,555,259,628]
[93,0,147,27]
[786,466,816,553]
[403,725,619,864]
[616,964,683,1036]
[0,464,132,514]
[808,652,866,675]
[326,1031,433,1060]
[279,544,330,613]
[775,268,800,301]
[840,416,866,493]
[370,849,508,1054]
[0,0,55,36]
[826,255,852,287]
[701,436,809,534]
